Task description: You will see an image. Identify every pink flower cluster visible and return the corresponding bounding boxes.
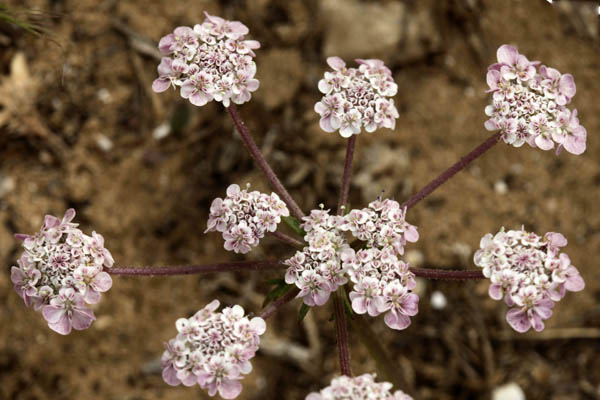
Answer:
[305,373,413,400]
[341,247,418,330]
[474,228,585,333]
[485,44,586,155]
[340,198,418,255]
[152,13,260,107]
[11,209,114,335]
[161,300,266,399]
[315,57,399,137]
[206,184,289,254]
[284,208,349,306]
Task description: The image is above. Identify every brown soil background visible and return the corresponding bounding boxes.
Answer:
[1,0,599,399]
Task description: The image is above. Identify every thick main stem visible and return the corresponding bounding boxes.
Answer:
[410,267,484,280]
[337,135,356,215]
[333,289,352,376]
[227,104,305,220]
[401,132,502,210]
[259,287,299,320]
[108,260,284,276]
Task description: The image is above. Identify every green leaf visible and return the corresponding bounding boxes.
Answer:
[262,281,292,307]
[298,303,311,322]
[281,216,306,237]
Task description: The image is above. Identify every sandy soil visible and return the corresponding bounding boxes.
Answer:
[0,0,599,399]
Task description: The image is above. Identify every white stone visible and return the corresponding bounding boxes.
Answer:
[492,382,526,400]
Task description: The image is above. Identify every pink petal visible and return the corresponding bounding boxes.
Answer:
[496,45,518,65]
[384,309,411,330]
[10,267,25,286]
[326,56,346,70]
[351,296,367,314]
[506,308,531,333]
[92,271,113,292]
[152,78,171,93]
[559,74,576,98]
[218,379,243,399]
[71,307,96,331]
[488,284,503,300]
[42,305,66,324]
[162,364,181,386]
[565,267,585,292]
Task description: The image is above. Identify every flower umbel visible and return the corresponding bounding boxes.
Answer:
[340,197,418,256]
[206,184,289,254]
[305,373,413,400]
[11,209,114,335]
[341,247,419,330]
[315,57,399,137]
[152,13,260,107]
[474,227,584,333]
[161,300,266,399]
[484,44,586,155]
[284,207,349,306]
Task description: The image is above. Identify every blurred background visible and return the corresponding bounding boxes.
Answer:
[0,0,599,399]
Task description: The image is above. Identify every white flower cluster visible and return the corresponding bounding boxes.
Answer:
[152,13,260,107]
[474,228,584,332]
[206,184,289,254]
[341,247,418,330]
[340,198,418,255]
[485,45,586,155]
[315,57,399,137]
[285,208,349,306]
[161,300,266,399]
[11,209,114,335]
[305,373,413,400]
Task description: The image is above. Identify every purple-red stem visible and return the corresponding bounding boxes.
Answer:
[108,260,284,276]
[337,135,356,215]
[333,136,357,376]
[333,289,352,376]
[410,267,484,280]
[259,287,299,320]
[269,231,304,249]
[227,104,305,220]
[401,132,502,210]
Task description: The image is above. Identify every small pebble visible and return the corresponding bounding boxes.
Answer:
[430,291,447,310]
[493,382,525,400]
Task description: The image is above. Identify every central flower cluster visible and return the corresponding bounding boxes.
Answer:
[206,184,289,254]
[315,57,399,137]
[474,228,584,332]
[484,44,586,155]
[340,198,419,255]
[11,209,114,335]
[342,247,418,330]
[152,13,260,107]
[161,300,266,399]
[284,198,420,330]
[305,373,413,400]
[284,208,350,306]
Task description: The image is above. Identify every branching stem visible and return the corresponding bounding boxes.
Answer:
[227,104,305,220]
[401,132,502,210]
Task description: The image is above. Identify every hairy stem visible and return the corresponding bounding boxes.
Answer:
[108,260,285,276]
[333,289,352,376]
[259,287,299,320]
[351,315,405,390]
[227,104,305,220]
[269,231,305,250]
[401,132,502,210]
[337,135,357,215]
[410,267,484,280]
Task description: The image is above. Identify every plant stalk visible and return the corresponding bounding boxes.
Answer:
[401,132,502,210]
[227,104,305,220]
